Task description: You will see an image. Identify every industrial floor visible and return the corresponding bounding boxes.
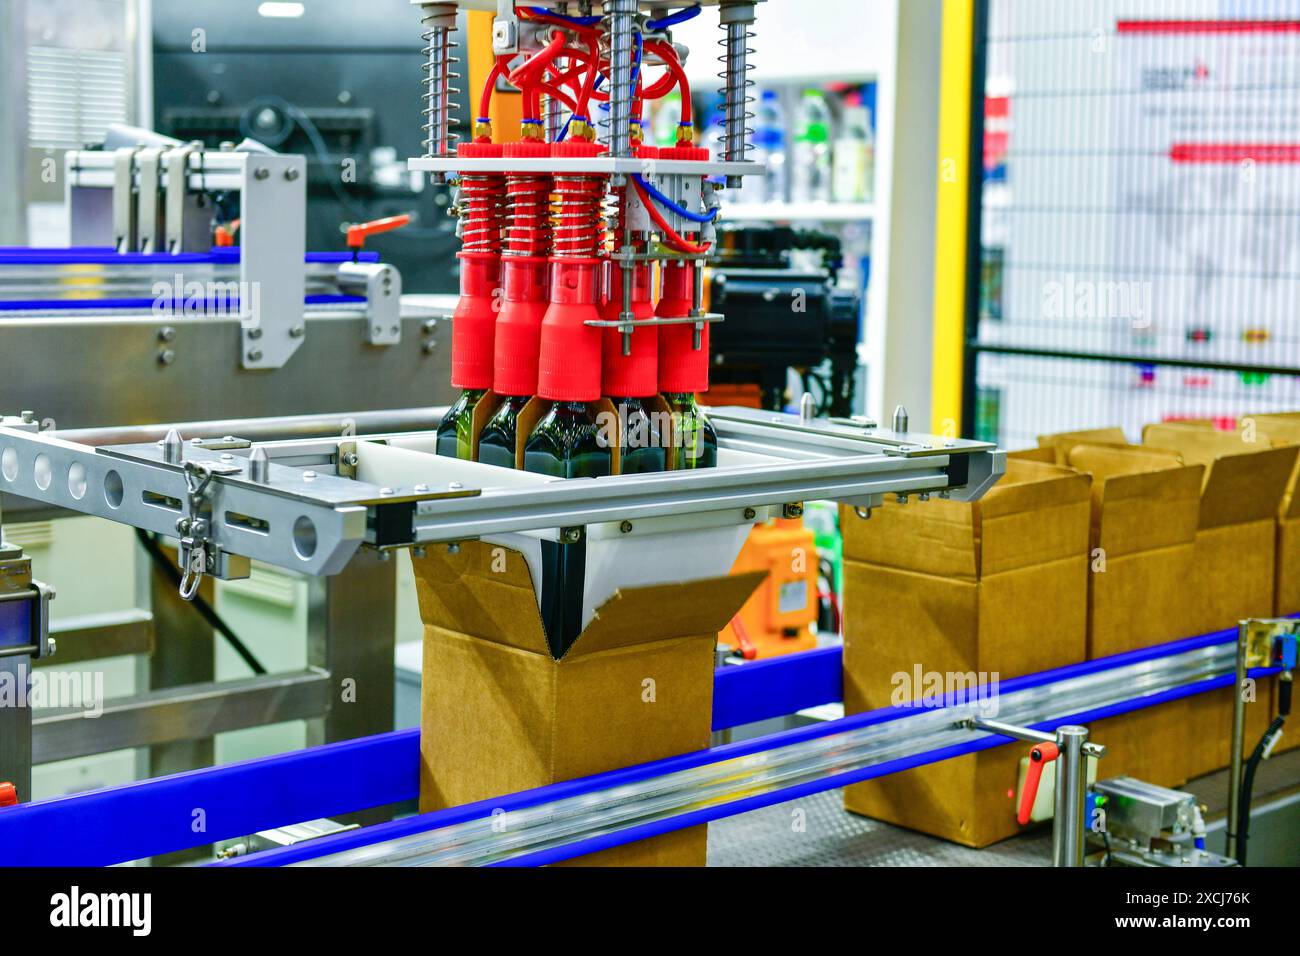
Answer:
[708,749,1300,867]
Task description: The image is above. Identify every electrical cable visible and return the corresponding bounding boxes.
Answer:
[524,6,601,27]
[631,178,711,253]
[646,4,702,31]
[1235,673,1291,865]
[135,529,268,676]
[632,173,718,223]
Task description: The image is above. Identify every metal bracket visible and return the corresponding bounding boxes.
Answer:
[338,261,403,346]
[239,153,308,369]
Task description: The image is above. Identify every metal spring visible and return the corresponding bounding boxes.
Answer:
[505,174,552,257]
[459,174,506,255]
[551,175,607,259]
[598,0,638,156]
[716,23,755,164]
[420,4,461,160]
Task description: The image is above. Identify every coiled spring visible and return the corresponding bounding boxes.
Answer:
[505,174,552,257]
[459,174,506,255]
[421,4,461,160]
[717,21,755,164]
[552,175,607,259]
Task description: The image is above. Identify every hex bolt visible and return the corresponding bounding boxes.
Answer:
[158,349,176,366]
[20,410,34,423]
[158,326,177,343]
[290,325,305,338]
[175,517,191,535]
[743,507,757,520]
[619,520,634,534]
[412,546,428,559]
[342,452,359,467]
[896,493,909,505]
[284,168,300,181]
[422,318,438,334]
[447,542,461,555]
[783,503,804,519]
[247,348,263,362]
[248,327,263,340]
[561,527,582,544]
[423,340,438,354]
[254,167,270,180]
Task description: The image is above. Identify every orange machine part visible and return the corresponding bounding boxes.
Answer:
[719,518,819,659]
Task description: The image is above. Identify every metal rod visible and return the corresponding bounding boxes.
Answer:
[50,406,451,447]
[605,0,637,158]
[1226,619,1249,858]
[1051,725,1089,867]
[969,715,1105,759]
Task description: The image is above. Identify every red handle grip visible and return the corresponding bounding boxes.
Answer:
[346,213,412,250]
[1017,741,1059,825]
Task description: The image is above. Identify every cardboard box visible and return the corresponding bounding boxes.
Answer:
[413,540,761,866]
[1037,433,1204,660]
[1142,422,1298,769]
[840,459,1092,846]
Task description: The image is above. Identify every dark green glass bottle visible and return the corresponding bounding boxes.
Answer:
[436,388,488,460]
[611,397,666,474]
[522,401,613,479]
[665,392,718,469]
[477,394,530,469]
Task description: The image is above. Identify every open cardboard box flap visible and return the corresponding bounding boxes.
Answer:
[1064,442,1203,555]
[413,540,764,660]
[841,458,1089,580]
[1037,427,1129,465]
[1144,421,1300,525]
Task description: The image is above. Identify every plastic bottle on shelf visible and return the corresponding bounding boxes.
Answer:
[748,89,786,205]
[790,89,833,204]
[832,92,873,204]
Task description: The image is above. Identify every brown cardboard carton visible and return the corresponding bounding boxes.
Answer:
[1142,422,1298,769]
[413,540,762,866]
[1039,437,1204,659]
[1031,434,1204,788]
[840,459,1092,846]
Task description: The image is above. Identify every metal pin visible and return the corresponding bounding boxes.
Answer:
[799,392,814,424]
[892,405,909,433]
[162,428,184,464]
[248,446,270,483]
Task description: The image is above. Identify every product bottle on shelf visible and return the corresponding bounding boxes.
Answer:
[656,258,718,469]
[832,92,873,204]
[751,89,787,205]
[790,89,833,204]
[438,140,505,459]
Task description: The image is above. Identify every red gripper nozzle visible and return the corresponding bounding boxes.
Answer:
[537,141,607,402]
[494,141,552,396]
[600,260,658,398]
[656,258,709,394]
[451,141,505,390]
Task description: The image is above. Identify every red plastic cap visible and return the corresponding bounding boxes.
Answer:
[503,141,551,159]
[656,260,709,393]
[456,142,505,158]
[657,145,710,162]
[451,252,501,390]
[537,260,603,401]
[0,782,16,808]
[494,256,550,395]
[551,141,606,158]
[600,262,658,397]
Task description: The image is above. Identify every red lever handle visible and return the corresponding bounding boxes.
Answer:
[0,782,17,808]
[346,213,412,251]
[1017,741,1059,825]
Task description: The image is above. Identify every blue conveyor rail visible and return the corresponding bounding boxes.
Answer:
[0,628,1279,866]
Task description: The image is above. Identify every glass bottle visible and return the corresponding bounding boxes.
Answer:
[665,391,718,469]
[477,394,530,469]
[523,401,613,479]
[436,388,488,460]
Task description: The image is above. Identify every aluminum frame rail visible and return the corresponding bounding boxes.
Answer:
[0,628,1278,866]
[0,408,1001,580]
[283,635,1259,867]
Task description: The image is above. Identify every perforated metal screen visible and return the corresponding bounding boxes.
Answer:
[966,0,1300,448]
